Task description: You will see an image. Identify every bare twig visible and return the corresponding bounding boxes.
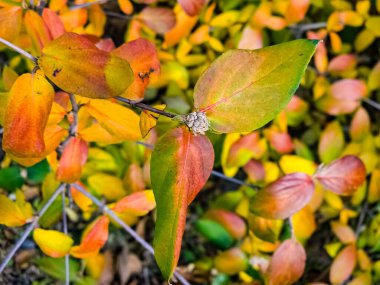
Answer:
[363,98,380,111]
[68,94,79,136]
[289,22,327,31]
[72,183,191,285]
[69,0,108,10]
[0,184,65,273]
[116,97,176,118]
[0,37,37,64]
[211,170,259,190]
[62,185,70,285]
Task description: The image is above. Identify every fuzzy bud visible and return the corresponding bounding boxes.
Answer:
[180,112,210,135]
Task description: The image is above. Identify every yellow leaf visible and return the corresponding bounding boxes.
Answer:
[209,37,224,52]
[365,17,380,36]
[221,133,240,177]
[210,10,240,28]
[292,206,316,241]
[84,99,141,141]
[0,191,33,227]
[279,155,317,175]
[88,173,126,201]
[139,104,166,138]
[33,228,73,258]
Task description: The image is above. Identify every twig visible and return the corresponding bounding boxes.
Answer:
[210,170,259,190]
[0,37,37,64]
[68,94,79,136]
[363,98,380,111]
[72,183,191,285]
[105,11,132,20]
[69,0,108,10]
[62,185,70,285]
[0,184,65,273]
[116,97,176,118]
[289,22,327,31]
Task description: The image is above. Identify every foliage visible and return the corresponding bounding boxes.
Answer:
[0,0,379,284]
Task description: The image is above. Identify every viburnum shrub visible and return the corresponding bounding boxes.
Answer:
[0,1,376,284]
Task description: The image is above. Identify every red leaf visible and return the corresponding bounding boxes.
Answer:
[314,155,366,195]
[250,172,315,219]
[266,239,306,285]
[42,8,66,40]
[178,0,206,16]
[151,126,214,279]
[139,7,176,34]
[56,137,88,183]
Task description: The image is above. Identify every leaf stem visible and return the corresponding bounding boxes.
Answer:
[116,96,176,118]
[71,183,191,285]
[0,37,37,64]
[0,184,65,273]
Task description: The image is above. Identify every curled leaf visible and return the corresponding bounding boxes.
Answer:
[3,72,54,158]
[151,126,214,279]
[314,155,366,195]
[250,172,315,219]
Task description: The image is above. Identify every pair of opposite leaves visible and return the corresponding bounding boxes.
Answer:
[4,32,319,280]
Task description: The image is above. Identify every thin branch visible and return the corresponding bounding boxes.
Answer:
[210,170,259,190]
[69,0,108,10]
[62,185,70,285]
[104,11,132,20]
[363,98,380,111]
[0,184,65,273]
[289,22,327,31]
[116,97,176,118]
[0,37,37,64]
[71,183,191,285]
[68,94,79,136]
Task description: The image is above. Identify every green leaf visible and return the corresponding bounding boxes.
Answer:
[151,126,214,279]
[0,166,24,191]
[27,159,50,184]
[34,257,79,281]
[195,219,234,249]
[194,39,318,133]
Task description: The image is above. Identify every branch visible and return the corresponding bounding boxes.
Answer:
[69,0,108,10]
[363,98,380,111]
[0,184,65,273]
[116,97,176,118]
[62,185,70,285]
[71,183,191,285]
[0,37,37,64]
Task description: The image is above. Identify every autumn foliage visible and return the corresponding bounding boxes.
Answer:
[0,0,379,284]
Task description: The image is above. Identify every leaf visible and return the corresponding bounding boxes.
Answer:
[35,257,79,281]
[56,137,88,183]
[139,104,166,137]
[368,61,380,91]
[2,72,54,158]
[118,0,133,15]
[214,248,248,275]
[138,7,176,34]
[84,99,141,141]
[314,155,366,195]
[151,126,214,279]
[178,0,206,16]
[42,8,66,40]
[318,121,345,164]
[111,38,160,101]
[266,239,306,285]
[195,219,234,249]
[0,166,24,192]
[331,221,356,244]
[24,10,52,54]
[2,65,18,91]
[250,172,315,219]
[38,32,134,99]
[285,0,310,24]
[248,214,282,243]
[204,209,247,239]
[33,228,73,258]
[330,79,367,101]
[111,190,156,216]
[349,107,370,141]
[0,6,22,42]
[70,216,110,259]
[365,16,380,36]
[193,39,318,133]
[0,191,33,227]
[70,183,93,212]
[329,245,357,285]
[88,173,126,201]
[328,54,356,74]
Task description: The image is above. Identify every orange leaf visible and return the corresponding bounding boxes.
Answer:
[138,7,176,34]
[151,126,214,279]
[112,190,156,216]
[70,183,93,212]
[38,32,134,99]
[314,155,366,195]
[329,245,357,284]
[117,0,133,15]
[33,228,73,258]
[84,99,141,141]
[204,209,247,239]
[112,38,160,101]
[331,221,356,244]
[70,216,110,258]
[0,7,22,42]
[42,8,66,40]
[24,10,52,54]
[56,137,88,183]
[178,0,206,16]
[285,0,310,24]
[3,72,54,158]
[266,239,306,285]
[250,172,315,219]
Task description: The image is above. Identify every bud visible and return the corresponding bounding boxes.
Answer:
[179,111,209,135]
